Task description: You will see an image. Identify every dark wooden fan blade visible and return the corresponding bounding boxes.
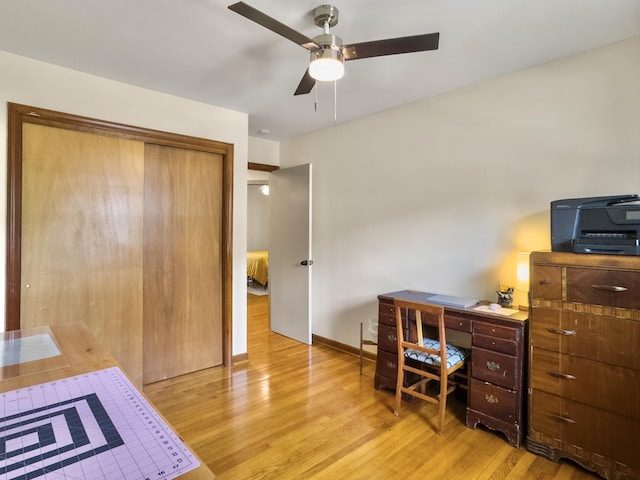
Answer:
[294,69,316,96]
[343,32,439,61]
[228,2,318,50]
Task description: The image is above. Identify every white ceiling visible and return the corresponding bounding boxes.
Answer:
[1,0,639,141]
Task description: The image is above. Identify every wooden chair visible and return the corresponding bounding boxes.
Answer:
[393,298,469,435]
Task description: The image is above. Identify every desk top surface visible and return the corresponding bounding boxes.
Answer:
[0,323,215,480]
[379,290,528,323]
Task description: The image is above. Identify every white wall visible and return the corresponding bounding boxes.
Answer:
[0,50,250,358]
[248,136,279,167]
[280,36,640,348]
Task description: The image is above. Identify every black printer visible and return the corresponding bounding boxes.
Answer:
[551,194,640,255]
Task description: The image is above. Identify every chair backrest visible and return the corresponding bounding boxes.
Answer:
[393,298,447,372]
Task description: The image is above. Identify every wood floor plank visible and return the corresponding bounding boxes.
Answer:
[144,294,599,479]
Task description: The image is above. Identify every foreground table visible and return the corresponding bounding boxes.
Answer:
[0,322,215,480]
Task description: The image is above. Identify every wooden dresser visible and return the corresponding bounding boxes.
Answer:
[375,290,528,447]
[527,251,640,479]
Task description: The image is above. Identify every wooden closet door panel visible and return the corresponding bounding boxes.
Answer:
[21,123,145,384]
[143,144,223,384]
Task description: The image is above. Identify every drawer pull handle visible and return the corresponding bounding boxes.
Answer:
[546,371,576,380]
[484,394,499,404]
[547,413,576,424]
[592,284,627,292]
[486,361,500,371]
[387,334,397,342]
[545,328,576,336]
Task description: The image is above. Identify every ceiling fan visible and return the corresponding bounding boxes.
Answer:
[228,2,440,96]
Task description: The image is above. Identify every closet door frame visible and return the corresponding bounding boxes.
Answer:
[5,102,234,367]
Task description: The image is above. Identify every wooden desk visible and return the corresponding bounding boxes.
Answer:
[375,290,528,447]
[0,322,215,479]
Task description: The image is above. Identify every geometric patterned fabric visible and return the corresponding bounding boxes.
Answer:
[404,337,469,369]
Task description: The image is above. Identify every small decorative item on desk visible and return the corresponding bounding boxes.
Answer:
[497,281,514,308]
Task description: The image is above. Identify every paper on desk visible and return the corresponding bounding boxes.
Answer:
[473,305,519,316]
[0,333,61,366]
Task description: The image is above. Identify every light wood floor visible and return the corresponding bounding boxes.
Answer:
[144,294,598,480]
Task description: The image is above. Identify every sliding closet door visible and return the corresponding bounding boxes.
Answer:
[142,144,223,384]
[20,123,145,383]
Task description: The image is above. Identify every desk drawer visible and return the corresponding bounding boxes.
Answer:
[444,312,472,333]
[472,347,519,390]
[410,310,473,333]
[473,334,517,356]
[469,378,517,424]
[473,321,518,355]
[379,302,407,327]
[378,301,396,326]
[377,323,401,354]
[474,322,518,341]
[375,348,398,381]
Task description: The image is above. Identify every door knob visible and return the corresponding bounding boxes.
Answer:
[300,260,313,266]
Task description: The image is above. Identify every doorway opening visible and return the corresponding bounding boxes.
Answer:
[247,163,278,341]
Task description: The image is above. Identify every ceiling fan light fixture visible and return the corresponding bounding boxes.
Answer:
[309,33,344,82]
[309,47,344,81]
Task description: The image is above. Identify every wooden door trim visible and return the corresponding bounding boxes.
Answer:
[248,162,279,172]
[5,102,234,367]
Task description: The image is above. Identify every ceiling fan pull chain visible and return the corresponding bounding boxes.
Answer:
[314,84,318,112]
[333,81,337,124]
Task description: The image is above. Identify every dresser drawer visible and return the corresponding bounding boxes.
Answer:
[530,347,640,419]
[472,347,519,390]
[469,378,518,424]
[530,308,640,369]
[530,265,562,300]
[566,267,640,309]
[531,389,640,470]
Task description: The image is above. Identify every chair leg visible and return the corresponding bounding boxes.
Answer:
[436,375,449,435]
[394,387,403,416]
[393,361,404,416]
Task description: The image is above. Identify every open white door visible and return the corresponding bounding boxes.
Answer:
[269,164,312,344]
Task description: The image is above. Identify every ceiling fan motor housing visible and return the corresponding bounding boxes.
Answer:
[312,33,343,51]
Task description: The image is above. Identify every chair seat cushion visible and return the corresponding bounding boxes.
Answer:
[405,338,469,369]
